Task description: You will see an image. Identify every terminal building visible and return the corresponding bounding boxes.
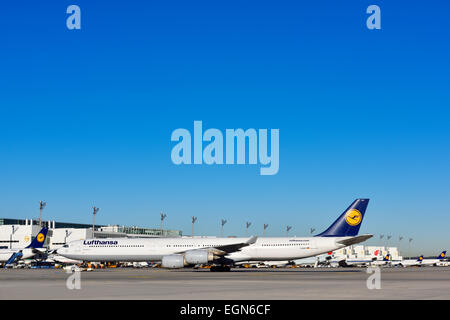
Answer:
[0,218,182,250]
[333,245,403,261]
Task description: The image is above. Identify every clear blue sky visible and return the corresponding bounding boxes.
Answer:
[1,1,449,256]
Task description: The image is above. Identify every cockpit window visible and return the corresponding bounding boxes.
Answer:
[63,244,69,248]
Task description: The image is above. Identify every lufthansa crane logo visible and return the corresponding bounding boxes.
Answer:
[345,209,362,226]
[37,233,45,243]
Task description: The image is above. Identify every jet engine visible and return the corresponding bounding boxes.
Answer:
[184,250,214,265]
[161,254,185,268]
[161,250,216,268]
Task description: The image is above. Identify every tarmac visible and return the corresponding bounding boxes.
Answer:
[0,266,449,300]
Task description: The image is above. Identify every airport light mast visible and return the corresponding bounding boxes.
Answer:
[245,222,251,237]
[399,236,403,255]
[191,216,197,237]
[10,226,18,250]
[160,212,167,236]
[221,219,227,237]
[379,234,384,254]
[286,226,292,236]
[263,224,269,236]
[408,238,413,259]
[92,206,100,237]
[65,230,72,245]
[39,201,47,227]
[310,228,315,236]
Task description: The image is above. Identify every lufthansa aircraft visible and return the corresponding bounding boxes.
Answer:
[0,227,49,266]
[421,251,447,266]
[58,199,372,271]
[386,255,423,267]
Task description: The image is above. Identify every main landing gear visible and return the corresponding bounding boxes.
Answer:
[210,265,231,272]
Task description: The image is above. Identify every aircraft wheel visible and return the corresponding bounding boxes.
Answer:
[210,265,231,272]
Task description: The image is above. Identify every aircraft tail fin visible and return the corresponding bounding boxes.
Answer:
[383,254,391,261]
[25,228,48,249]
[316,199,369,237]
[438,251,446,260]
[417,255,424,262]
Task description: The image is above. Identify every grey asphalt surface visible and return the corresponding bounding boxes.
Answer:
[0,266,449,300]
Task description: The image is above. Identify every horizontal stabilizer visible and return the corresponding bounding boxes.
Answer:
[336,234,373,246]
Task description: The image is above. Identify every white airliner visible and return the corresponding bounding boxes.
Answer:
[0,228,49,266]
[421,251,447,266]
[331,250,389,267]
[386,255,423,267]
[58,199,372,271]
[329,256,377,268]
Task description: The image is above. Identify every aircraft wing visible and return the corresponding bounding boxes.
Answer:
[336,234,373,247]
[176,236,258,256]
[209,236,258,255]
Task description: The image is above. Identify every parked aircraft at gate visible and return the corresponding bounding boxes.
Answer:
[0,227,49,266]
[58,199,372,271]
[422,251,447,266]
